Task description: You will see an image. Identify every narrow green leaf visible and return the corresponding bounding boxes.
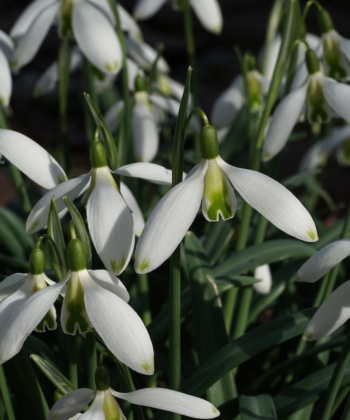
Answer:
[48,198,68,280]
[203,219,235,265]
[239,395,277,420]
[0,206,35,249]
[63,196,92,268]
[84,92,118,170]
[0,218,25,258]
[0,254,29,271]
[282,170,319,190]
[185,232,237,411]
[181,308,316,397]
[217,275,262,288]
[31,355,75,395]
[213,240,316,278]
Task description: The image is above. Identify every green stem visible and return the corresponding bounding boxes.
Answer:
[318,329,350,420]
[68,335,78,388]
[107,0,132,165]
[137,273,152,326]
[58,37,72,176]
[86,334,97,390]
[185,108,209,135]
[224,288,238,334]
[331,385,350,418]
[341,391,350,420]
[0,108,32,213]
[83,57,98,143]
[0,365,15,420]
[148,43,164,93]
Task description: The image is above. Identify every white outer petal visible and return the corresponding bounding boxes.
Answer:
[87,168,134,275]
[48,389,95,420]
[11,3,59,71]
[262,34,281,81]
[299,126,350,171]
[262,84,307,161]
[253,264,272,295]
[125,37,170,73]
[218,158,318,242]
[0,30,14,61]
[88,269,130,302]
[0,273,27,301]
[323,78,350,124]
[104,100,124,133]
[72,1,122,75]
[79,391,105,420]
[132,93,159,162]
[119,4,143,41]
[113,162,173,185]
[26,174,90,234]
[297,239,350,283]
[0,129,67,189]
[120,182,145,237]
[81,272,154,375]
[211,77,245,129]
[135,160,208,273]
[303,280,350,341]
[190,0,222,34]
[0,277,68,364]
[0,50,12,106]
[112,388,219,418]
[133,0,168,20]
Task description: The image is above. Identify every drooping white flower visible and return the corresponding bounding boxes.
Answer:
[133,0,223,35]
[0,129,68,188]
[299,125,350,171]
[10,0,132,75]
[0,30,14,107]
[48,366,219,420]
[253,264,272,295]
[263,48,350,162]
[115,125,318,274]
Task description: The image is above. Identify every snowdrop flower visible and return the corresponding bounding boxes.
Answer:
[253,264,272,295]
[48,365,219,420]
[26,139,138,274]
[263,48,350,162]
[121,124,318,274]
[211,55,269,129]
[0,129,67,188]
[299,125,350,171]
[0,248,62,364]
[10,0,132,75]
[317,8,350,80]
[0,30,14,107]
[133,0,223,35]
[297,239,350,341]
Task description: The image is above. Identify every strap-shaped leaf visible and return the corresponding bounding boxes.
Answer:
[203,219,235,265]
[63,196,92,268]
[0,206,35,249]
[48,198,68,280]
[239,395,277,420]
[31,355,75,394]
[213,240,316,277]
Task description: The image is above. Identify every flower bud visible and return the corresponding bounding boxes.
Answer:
[67,239,87,272]
[200,125,219,160]
[29,249,45,275]
[90,140,108,169]
[317,8,334,33]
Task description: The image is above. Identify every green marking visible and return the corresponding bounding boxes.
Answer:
[36,309,56,332]
[104,391,122,420]
[303,330,313,340]
[323,35,346,79]
[110,257,126,274]
[29,218,40,233]
[212,406,219,414]
[307,228,318,241]
[307,77,330,124]
[263,152,271,160]
[63,275,90,334]
[105,61,119,72]
[57,175,68,184]
[137,259,150,273]
[10,60,18,70]
[141,358,154,374]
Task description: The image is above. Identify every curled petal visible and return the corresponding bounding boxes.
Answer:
[303,280,350,341]
[112,388,219,418]
[87,168,134,275]
[218,158,318,242]
[262,84,307,161]
[190,0,222,34]
[135,160,208,273]
[133,0,168,20]
[72,1,122,75]
[26,174,90,234]
[48,389,95,420]
[11,2,59,71]
[88,269,129,302]
[125,37,170,73]
[120,182,145,237]
[253,264,272,295]
[81,272,154,375]
[113,162,173,185]
[297,239,350,283]
[0,129,67,189]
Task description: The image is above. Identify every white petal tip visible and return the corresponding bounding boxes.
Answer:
[262,152,272,162]
[135,259,152,274]
[211,25,222,35]
[141,358,154,375]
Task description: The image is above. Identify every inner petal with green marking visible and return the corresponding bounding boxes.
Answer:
[32,274,57,332]
[103,391,123,420]
[202,158,237,222]
[307,76,331,124]
[323,33,347,79]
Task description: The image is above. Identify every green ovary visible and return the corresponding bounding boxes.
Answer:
[63,274,90,334]
[203,160,234,221]
[104,392,123,420]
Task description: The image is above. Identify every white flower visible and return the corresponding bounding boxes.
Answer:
[48,382,219,420]
[0,129,67,188]
[253,264,272,295]
[263,48,350,162]
[299,125,350,171]
[133,0,223,35]
[0,30,14,107]
[116,125,318,274]
[10,0,129,75]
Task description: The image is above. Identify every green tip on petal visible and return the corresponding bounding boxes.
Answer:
[263,152,271,160]
[110,257,126,274]
[136,259,150,273]
[105,61,119,72]
[57,174,68,184]
[141,358,154,374]
[10,60,18,70]
[212,406,219,414]
[303,330,314,340]
[307,228,318,241]
[29,218,41,233]
[295,273,301,282]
